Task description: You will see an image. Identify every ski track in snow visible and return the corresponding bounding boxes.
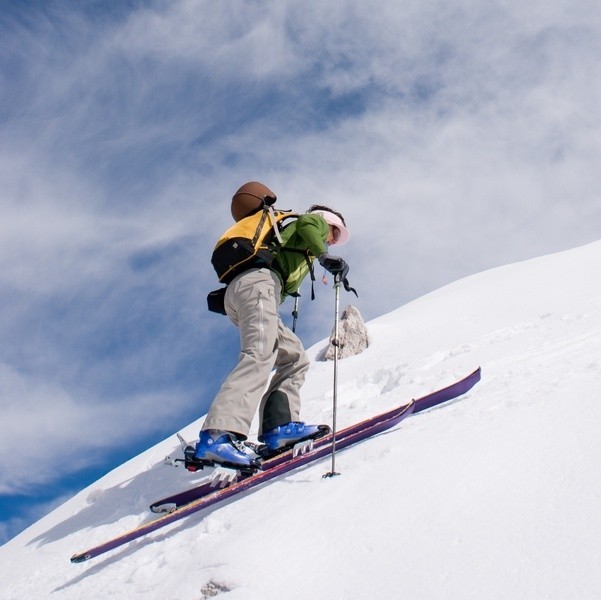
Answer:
[2,241,601,599]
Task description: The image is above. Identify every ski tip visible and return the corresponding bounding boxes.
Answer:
[467,366,482,387]
[70,552,91,564]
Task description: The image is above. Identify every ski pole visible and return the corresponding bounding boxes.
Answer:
[292,295,300,333]
[324,273,341,478]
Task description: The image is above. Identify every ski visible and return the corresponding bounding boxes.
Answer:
[71,402,415,564]
[150,366,482,512]
[70,367,480,564]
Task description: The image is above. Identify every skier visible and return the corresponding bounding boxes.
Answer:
[195,181,351,468]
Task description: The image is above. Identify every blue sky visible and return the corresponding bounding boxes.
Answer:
[2,0,601,544]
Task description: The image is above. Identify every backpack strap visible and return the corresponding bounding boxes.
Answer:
[267,205,284,245]
[251,208,271,246]
[279,247,316,300]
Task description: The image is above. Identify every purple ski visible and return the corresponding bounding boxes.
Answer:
[70,367,481,563]
[150,366,481,512]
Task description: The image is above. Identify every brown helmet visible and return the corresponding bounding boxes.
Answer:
[231,181,277,221]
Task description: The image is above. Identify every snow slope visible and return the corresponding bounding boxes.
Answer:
[2,241,601,600]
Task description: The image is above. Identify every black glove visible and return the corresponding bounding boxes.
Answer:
[318,254,357,296]
[318,253,349,279]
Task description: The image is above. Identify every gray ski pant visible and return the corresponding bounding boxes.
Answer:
[202,268,310,438]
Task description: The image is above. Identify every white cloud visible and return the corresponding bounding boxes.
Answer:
[0,361,200,494]
[1,0,601,500]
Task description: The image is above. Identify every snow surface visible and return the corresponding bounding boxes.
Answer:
[2,241,601,600]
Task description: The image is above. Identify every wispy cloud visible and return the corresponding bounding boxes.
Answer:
[0,358,201,493]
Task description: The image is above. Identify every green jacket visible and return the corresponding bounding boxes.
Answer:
[272,213,329,299]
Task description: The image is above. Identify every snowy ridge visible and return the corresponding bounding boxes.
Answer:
[2,241,601,599]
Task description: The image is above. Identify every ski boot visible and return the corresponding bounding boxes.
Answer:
[258,422,330,455]
[185,430,260,475]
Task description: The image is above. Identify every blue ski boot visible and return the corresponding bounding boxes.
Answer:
[258,422,330,452]
[193,430,259,471]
